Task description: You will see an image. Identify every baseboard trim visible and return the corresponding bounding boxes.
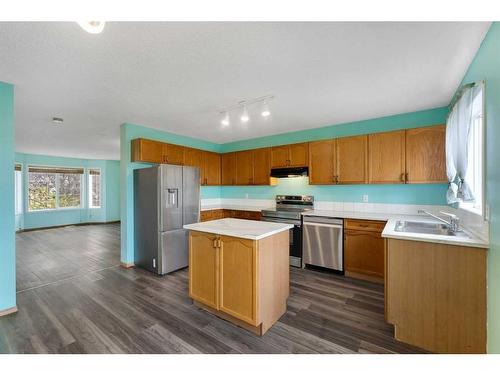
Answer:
[17,220,120,233]
[0,306,18,317]
[120,262,135,269]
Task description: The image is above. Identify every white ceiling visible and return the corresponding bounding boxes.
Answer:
[0,22,490,160]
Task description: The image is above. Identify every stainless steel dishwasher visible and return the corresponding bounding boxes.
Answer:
[302,216,343,272]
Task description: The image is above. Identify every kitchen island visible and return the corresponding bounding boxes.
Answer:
[183,218,293,335]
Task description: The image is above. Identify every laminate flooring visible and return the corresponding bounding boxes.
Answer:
[0,223,427,354]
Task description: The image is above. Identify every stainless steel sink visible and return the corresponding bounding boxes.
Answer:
[394,220,469,238]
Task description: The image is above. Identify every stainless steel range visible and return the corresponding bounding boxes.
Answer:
[261,195,314,267]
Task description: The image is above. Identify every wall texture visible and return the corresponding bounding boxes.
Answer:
[459,22,499,353]
[15,153,120,230]
[0,81,16,313]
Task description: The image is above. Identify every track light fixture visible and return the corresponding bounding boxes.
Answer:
[218,95,274,127]
[220,112,230,127]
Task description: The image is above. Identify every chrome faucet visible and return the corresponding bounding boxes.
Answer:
[418,210,461,232]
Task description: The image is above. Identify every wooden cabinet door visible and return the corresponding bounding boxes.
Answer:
[183,147,203,184]
[368,130,406,184]
[344,229,384,280]
[189,231,219,309]
[162,143,184,165]
[405,125,447,183]
[235,150,254,185]
[131,138,163,164]
[252,148,271,185]
[221,152,237,185]
[336,135,368,184]
[308,140,335,184]
[270,145,290,168]
[289,142,309,167]
[219,235,257,325]
[202,151,221,186]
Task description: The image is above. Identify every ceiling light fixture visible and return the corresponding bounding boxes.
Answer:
[220,112,230,127]
[218,95,273,127]
[52,117,64,125]
[77,21,106,34]
[240,104,250,123]
[261,100,271,117]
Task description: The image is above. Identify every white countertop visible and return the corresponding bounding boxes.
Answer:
[184,218,293,240]
[302,210,489,249]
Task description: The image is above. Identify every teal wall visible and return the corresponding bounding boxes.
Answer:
[220,107,449,204]
[459,22,499,353]
[0,82,16,312]
[120,123,221,264]
[220,107,448,152]
[15,153,120,230]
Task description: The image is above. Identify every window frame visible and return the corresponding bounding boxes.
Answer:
[88,168,102,209]
[27,165,84,212]
[458,81,486,219]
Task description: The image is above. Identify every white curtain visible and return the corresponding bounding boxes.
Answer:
[446,82,482,204]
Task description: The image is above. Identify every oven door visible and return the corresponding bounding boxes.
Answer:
[261,216,302,268]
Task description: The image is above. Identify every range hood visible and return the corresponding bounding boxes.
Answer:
[270,167,308,178]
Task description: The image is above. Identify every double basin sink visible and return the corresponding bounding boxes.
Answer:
[394,220,470,238]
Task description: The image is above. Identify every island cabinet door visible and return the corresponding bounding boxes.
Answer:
[189,231,220,310]
[219,236,258,326]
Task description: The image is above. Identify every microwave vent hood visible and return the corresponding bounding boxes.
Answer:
[270,167,308,178]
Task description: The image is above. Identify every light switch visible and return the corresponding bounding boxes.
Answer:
[362,194,369,203]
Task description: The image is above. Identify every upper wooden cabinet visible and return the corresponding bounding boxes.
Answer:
[336,135,368,184]
[162,143,184,165]
[221,152,237,186]
[131,138,163,164]
[405,125,447,184]
[235,150,254,185]
[252,148,272,185]
[368,130,406,184]
[201,151,221,186]
[270,143,308,168]
[309,140,336,185]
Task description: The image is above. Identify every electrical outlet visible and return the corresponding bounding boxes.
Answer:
[362,194,369,203]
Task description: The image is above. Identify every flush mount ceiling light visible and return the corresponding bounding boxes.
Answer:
[52,117,64,125]
[77,21,106,34]
[218,95,274,127]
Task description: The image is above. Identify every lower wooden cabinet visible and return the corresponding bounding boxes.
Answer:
[219,236,257,324]
[188,231,219,309]
[344,219,386,282]
[386,238,486,353]
[188,230,289,335]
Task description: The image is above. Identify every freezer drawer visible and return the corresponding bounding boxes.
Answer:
[158,229,189,275]
[302,217,343,271]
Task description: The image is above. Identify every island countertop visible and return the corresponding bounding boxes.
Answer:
[183,218,293,240]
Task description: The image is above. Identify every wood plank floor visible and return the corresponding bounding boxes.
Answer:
[0,223,427,354]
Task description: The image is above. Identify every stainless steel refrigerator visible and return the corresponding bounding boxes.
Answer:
[134,164,200,275]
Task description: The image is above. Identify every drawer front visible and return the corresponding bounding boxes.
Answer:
[344,219,386,232]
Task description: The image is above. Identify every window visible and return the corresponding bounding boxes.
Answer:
[461,85,484,216]
[15,164,23,215]
[88,169,101,209]
[28,166,83,211]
